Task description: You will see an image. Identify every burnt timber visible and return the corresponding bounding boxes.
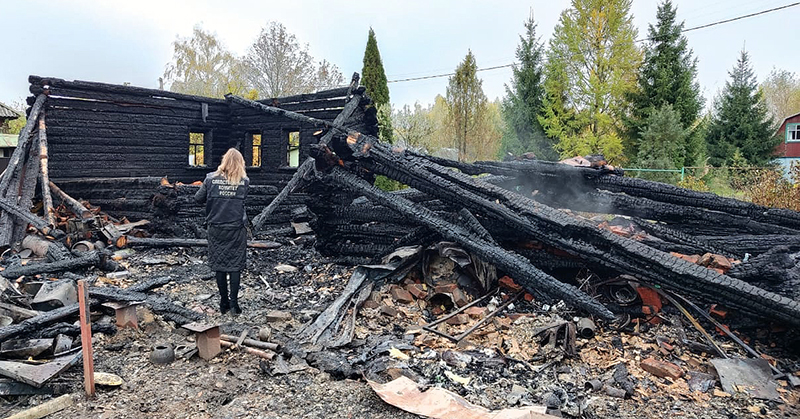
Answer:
[226,93,800,327]
[1,73,799,328]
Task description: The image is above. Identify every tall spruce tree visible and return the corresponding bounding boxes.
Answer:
[637,104,686,182]
[627,0,703,161]
[499,14,556,160]
[361,28,393,143]
[707,50,778,166]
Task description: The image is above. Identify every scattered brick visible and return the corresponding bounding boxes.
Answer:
[640,357,683,380]
[362,300,379,309]
[264,310,292,322]
[451,288,469,307]
[499,276,522,292]
[464,306,486,318]
[433,282,458,294]
[699,253,732,272]
[406,283,428,299]
[446,314,470,325]
[390,287,414,304]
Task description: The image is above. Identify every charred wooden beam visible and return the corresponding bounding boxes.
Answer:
[121,236,281,249]
[88,285,203,325]
[0,251,105,279]
[249,77,364,232]
[320,166,615,320]
[0,304,80,342]
[49,181,92,219]
[0,95,46,193]
[216,95,800,325]
[0,198,62,238]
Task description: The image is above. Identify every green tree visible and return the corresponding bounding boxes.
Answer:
[707,50,778,166]
[361,28,393,143]
[760,68,800,123]
[499,14,556,160]
[245,22,343,98]
[626,0,703,159]
[636,104,686,182]
[542,0,641,163]
[392,102,436,151]
[163,26,253,98]
[446,50,489,162]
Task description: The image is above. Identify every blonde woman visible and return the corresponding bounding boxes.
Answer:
[194,148,250,314]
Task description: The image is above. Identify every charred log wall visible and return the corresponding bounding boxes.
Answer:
[28,76,369,189]
[229,87,376,187]
[29,76,231,182]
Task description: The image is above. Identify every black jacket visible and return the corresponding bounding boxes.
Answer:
[194,172,249,226]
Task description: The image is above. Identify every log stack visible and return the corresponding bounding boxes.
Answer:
[227,93,800,327]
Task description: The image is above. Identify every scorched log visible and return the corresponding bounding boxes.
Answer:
[321,166,615,320]
[0,251,104,279]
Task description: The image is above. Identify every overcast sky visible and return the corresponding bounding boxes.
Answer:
[0,0,798,111]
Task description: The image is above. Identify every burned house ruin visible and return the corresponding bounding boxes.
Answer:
[0,72,799,416]
[14,74,376,238]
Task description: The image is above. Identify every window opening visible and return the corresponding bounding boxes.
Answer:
[189,131,205,166]
[251,133,262,167]
[287,131,300,168]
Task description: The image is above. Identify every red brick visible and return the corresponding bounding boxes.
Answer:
[406,284,428,300]
[391,287,414,304]
[451,288,469,307]
[499,276,522,292]
[446,314,470,325]
[433,282,458,294]
[640,357,683,380]
[464,306,486,319]
[699,253,732,272]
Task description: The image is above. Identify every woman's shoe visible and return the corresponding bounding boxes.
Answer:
[220,299,230,314]
[231,301,241,315]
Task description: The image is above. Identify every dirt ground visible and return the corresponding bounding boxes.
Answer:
[2,242,799,419]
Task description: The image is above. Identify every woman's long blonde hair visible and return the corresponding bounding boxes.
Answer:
[216,148,247,185]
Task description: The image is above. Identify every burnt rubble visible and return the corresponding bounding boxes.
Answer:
[0,73,798,417]
[227,91,800,328]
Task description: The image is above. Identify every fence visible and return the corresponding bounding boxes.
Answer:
[623,165,798,205]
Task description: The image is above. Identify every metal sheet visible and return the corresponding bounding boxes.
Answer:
[711,358,781,401]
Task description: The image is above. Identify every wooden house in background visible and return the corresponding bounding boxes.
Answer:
[0,101,21,172]
[775,111,800,174]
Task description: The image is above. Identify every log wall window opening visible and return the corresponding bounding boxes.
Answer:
[189,131,206,167]
[251,133,262,167]
[788,123,800,142]
[287,131,300,168]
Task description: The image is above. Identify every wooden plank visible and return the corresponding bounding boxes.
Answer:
[49,181,93,219]
[4,393,75,418]
[0,95,46,193]
[0,351,81,388]
[38,113,55,226]
[46,109,223,126]
[77,280,94,397]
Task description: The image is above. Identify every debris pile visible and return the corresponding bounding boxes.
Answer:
[0,74,798,418]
